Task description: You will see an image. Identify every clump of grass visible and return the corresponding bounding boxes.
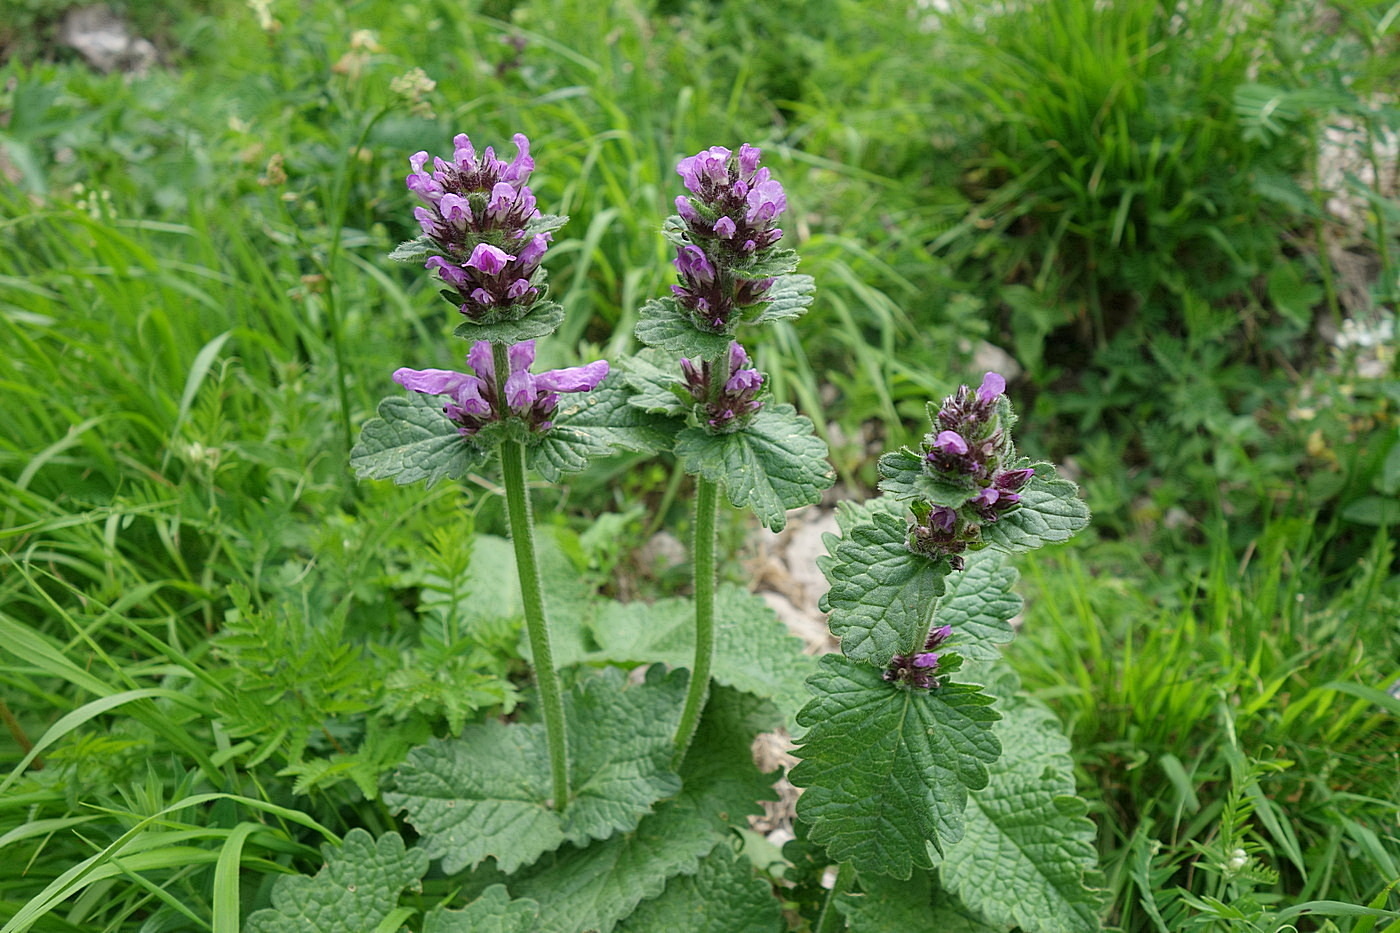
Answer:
[1014,520,1400,929]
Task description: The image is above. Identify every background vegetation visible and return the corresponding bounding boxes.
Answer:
[1,0,1396,929]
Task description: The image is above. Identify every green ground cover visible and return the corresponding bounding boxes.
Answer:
[1,0,1396,929]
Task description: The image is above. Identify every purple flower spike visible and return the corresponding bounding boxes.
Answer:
[977,372,1006,404]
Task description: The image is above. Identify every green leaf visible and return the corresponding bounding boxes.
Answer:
[818,505,951,667]
[388,235,434,263]
[635,296,736,358]
[750,274,816,326]
[510,687,778,933]
[980,464,1090,551]
[578,585,816,728]
[935,550,1020,662]
[244,830,428,933]
[876,449,977,508]
[621,348,691,417]
[384,668,684,875]
[423,886,539,933]
[839,870,1002,933]
[675,405,833,532]
[529,377,676,481]
[351,393,492,487]
[790,655,1002,878]
[615,845,786,933]
[451,301,566,344]
[737,247,801,279]
[942,691,1106,933]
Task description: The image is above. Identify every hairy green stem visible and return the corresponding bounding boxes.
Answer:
[672,475,719,765]
[493,343,570,811]
[814,861,855,933]
[908,583,944,658]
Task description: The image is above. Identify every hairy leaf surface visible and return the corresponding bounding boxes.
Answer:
[243,830,428,933]
[450,301,566,344]
[578,584,815,727]
[934,550,1020,662]
[674,404,833,532]
[350,393,491,487]
[790,655,1001,878]
[818,506,950,666]
[385,668,684,874]
[942,692,1106,933]
[838,870,1001,933]
[750,273,816,325]
[423,886,539,933]
[979,464,1091,550]
[616,846,785,933]
[509,688,778,933]
[530,378,674,481]
[635,297,735,358]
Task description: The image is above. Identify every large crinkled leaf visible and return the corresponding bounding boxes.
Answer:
[979,464,1091,551]
[790,655,1002,879]
[750,273,816,326]
[574,584,815,727]
[385,668,684,875]
[635,296,736,358]
[351,393,492,487]
[942,690,1106,933]
[838,869,1002,933]
[934,550,1020,662]
[510,688,779,933]
[818,506,951,667]
[451,300,566,344]
[674,404,833,532]
[423,885,539,933]
[529,378,675,481]
[244,829,428,933]
[615,845,785,933]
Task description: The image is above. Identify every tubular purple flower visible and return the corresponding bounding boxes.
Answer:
[934,430,969,456]
[913,652,940,668]
[395,340,607,438]
[675,196,700,224]
[729,342,751,371]
[466,243,514,275]
[737,143,761,178]
[536,358,609,393]
[929,505,957,533]
[977,372,1006,404]
[725,368,763,393]
[995,467,1035,491]
[713,216,737,239]
[425,256,469,289]
[675,245,717,284]
[925,625,953,650]
[677,146,732,194]
[745,179,787,225]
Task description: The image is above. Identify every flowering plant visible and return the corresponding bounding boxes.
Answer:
[262,135,1102,933]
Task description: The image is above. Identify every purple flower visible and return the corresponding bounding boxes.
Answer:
[394,340,608,437]
[672,142,787,272]
[933,430,969,456]
[883,649,943,690]
[976,371,1006,404]
[679,341,766,434]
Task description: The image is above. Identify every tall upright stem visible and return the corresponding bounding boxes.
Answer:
[672,475,719,765]
[493,344,570,811]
